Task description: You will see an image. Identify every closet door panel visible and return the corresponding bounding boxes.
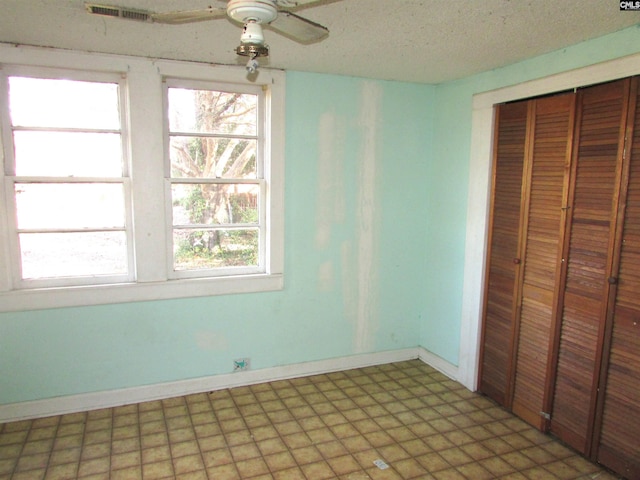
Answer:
[596,80,640,479]
[597,307,640,478]
[550,80,629,454]
[479,102,528,405]
[511,94,574,428]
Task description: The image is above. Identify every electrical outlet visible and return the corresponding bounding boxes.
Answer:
[233,358,250,372]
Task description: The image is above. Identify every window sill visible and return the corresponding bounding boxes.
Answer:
[0,274,284,312]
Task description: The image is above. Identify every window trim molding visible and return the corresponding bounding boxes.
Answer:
[1,274,284,312]
[0,44,285,312]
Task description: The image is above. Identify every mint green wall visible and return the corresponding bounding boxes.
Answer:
[0,73,435,405]
[4,25,640,406]
[421,25,640,364]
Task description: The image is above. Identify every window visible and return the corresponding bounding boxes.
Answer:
[2,72,132,288]
[0,47,284,311]
[166,81,265,278]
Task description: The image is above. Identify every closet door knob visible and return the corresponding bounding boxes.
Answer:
[608,276,618,285]
[513,258,521,265]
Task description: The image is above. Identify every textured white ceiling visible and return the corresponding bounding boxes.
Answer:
[1,0,638,84]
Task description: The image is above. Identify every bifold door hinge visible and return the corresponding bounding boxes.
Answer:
[540,411,551,420]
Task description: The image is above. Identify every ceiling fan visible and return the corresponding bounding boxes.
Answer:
[85,0,334,73]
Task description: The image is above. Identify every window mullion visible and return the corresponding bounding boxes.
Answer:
[127,67,169,283]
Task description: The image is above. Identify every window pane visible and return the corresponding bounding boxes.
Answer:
[15,183,125,229]
[168,88,257,136]
[14,131,123,177]
[20,231,127,279]
[173,228,258,270]
[9,77,120,129]
[170,136,256,178]
[172,183,259,226]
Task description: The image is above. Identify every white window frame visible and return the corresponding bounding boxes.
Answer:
[163,78,267,279]
[0,66,135,289]
[0,45,285,312]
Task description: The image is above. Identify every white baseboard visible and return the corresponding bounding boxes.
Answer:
[417,347,459,380]
[0,347,459,423]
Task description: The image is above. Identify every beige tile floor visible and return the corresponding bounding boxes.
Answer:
[0,360,623,479]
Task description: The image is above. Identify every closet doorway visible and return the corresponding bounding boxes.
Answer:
[478,77,640,479]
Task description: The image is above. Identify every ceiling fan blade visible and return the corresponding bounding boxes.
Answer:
[268,11,328,43]
[276,0,344,11]
[151,7,227,24]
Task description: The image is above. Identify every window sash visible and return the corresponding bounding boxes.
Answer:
[0,68,135,288]
[4,177,135,288]
[164,79,267,279]
[166,178,266,278]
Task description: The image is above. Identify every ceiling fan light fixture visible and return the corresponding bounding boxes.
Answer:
[236,21,269,57]
[236,21,268,74]
[236,42,269,57]
[228,0,276,61]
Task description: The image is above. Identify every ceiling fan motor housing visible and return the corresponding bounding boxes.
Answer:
[227,0,278,25]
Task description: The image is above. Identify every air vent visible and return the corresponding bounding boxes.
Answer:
[86,4,120,17]
[121,9,149,22]
[85,3,151,22]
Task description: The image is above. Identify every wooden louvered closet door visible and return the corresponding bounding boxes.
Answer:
[549,79,631,455]
[594,77,640,479]
[510,93,575,429]
[479,93,575,420]
[479,77,640,480]
[478,101,527,406]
